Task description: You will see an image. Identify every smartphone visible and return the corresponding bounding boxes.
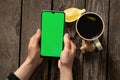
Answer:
[40,11,65,57]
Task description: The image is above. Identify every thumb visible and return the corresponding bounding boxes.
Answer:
[64,33,70,50]
[34,29,41,43]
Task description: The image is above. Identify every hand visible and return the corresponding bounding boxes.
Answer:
[58,33,76,70]
[58,34,76,80]
[14,29,43,80]
[26,29,43,66]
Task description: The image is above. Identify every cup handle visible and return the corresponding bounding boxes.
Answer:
[93,39,103,51]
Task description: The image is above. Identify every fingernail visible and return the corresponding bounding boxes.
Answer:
[65,33,70,39]
[37,29,40,33]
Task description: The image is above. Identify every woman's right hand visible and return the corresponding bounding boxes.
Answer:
[58,33,76,80]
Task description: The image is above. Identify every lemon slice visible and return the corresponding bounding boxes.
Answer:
[64,8,86,22]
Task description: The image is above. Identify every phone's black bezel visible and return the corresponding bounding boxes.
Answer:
[40,10,65,58]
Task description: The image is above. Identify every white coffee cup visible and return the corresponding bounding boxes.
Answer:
[76,12,105,51]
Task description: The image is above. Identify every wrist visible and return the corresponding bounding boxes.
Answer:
[59,63,73,72]
[14,58,38,80]
[59,67,73,80]
[24,57,39,68]
[59,66,72,73]
[59,64,72,73]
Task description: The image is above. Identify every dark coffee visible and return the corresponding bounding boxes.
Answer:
[77,13,103,39]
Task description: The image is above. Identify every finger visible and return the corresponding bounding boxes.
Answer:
[33,29,41,45]
[29,29,41,46]
[64,33,70,50]
[70,41,76,54]
[34,29,41,43]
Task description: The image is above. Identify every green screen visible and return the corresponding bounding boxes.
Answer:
[40,11,65,57]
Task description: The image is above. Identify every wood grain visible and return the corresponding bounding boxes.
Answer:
[83,0,109,80]
[0,0,21,79]
[1,0,120,80]
[108,0,120,80]
[51,0,85,80]
[21,0,51,80]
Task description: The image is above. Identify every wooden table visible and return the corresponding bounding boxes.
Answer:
[0,0,120,80]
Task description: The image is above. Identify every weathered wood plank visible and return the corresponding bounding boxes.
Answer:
[51,0,85,80]
[108,0,120,80]
[0,0,21,79]
[83,0,109,80]
[21,0,51,80]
